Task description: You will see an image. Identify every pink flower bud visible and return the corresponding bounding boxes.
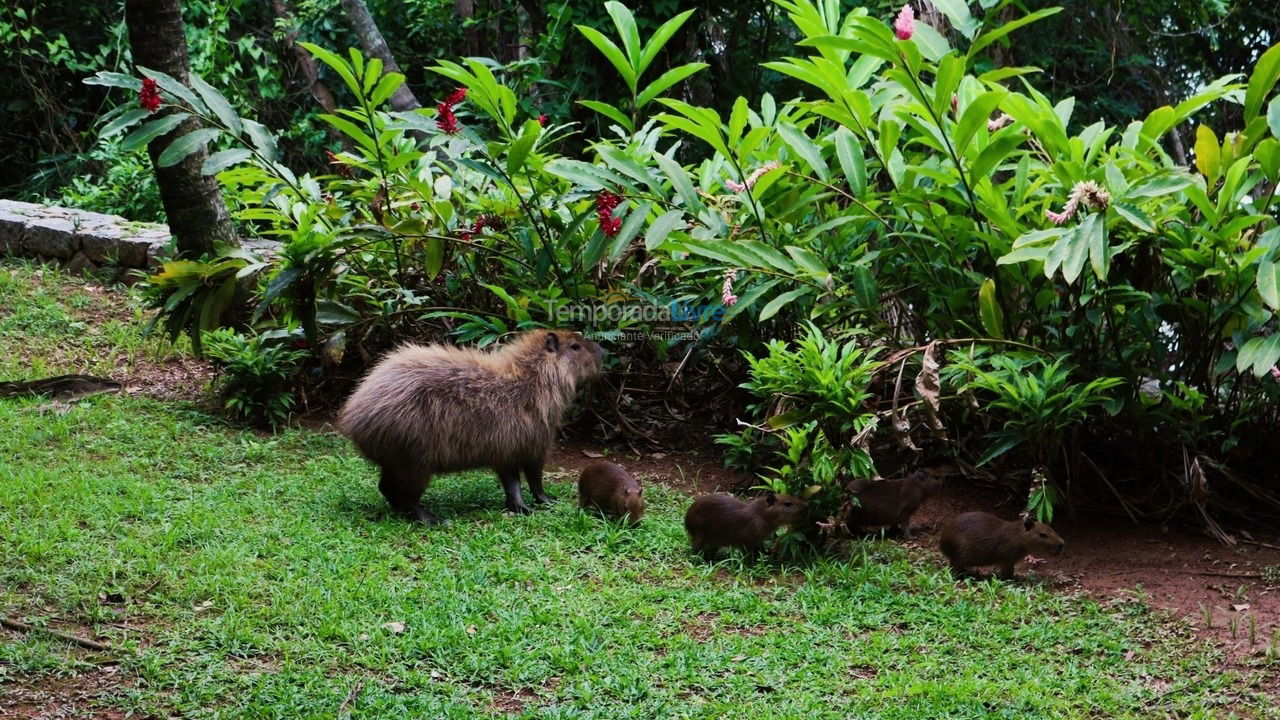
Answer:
[894,4,915,41]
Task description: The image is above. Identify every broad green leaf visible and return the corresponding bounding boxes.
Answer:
[576,25,637,93]
[578,100,634,132]
[970,132,1026,180]
[1125,172,1194,198]
[507,119,542,176]
[978,277,1004,339]
[604,1,640,67]
[955,90,1007,154]
[302,43,362,99]
[1258,258,1280,310]
[370,72,406,107]
[1237,333,1280,377]
[833,128,866,195]
[969,7,1062,57]
[1140,106,1175,141]
[1268,95,1280,142]
[1193,124,1221,180]
[636,63,707,108]
[84,71,143,91]
[721,278,783,323]
[120,113,190,152]
[644,210,685,250]
[851,265,878,307]
[1083,212,1108,280]
[930,0,979,39]
[911,23,951,62]
[758,288,809,322]
[100,108,152,138]
[243,119,279,162]
[1244,42,1280,122]
[639,10,696,76]
[777,123,829,181]
[157,128,221,167]
[607,201,652,263]
[1112,202,1155,232]
[189,72,242,136]
[654,151,700,209]
[201,148,252,174]
[933,54,965,115]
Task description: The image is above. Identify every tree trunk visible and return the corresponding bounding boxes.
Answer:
[271,0,339,115]
[124,0,237,258]
[340,0,421,111]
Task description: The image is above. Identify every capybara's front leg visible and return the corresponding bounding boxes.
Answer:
[523,463,556,505]
[499,468,533,514]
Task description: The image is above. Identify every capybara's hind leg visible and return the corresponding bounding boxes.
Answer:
[379,466,440,525]
[498,467,533,514]
[523,463,556,505]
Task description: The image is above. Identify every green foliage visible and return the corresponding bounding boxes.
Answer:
[722,324,881,513]
[943,349,1124,469]
[78,0,1280,518]
[201,327,307,428]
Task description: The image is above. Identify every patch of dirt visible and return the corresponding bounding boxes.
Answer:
[550,439,751,495]
[895,480,1280,668]
[0,666,143,720]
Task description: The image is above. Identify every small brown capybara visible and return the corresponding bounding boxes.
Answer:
[684,493,808,560]
[939,512,1065,580]
[845,470,943,539]
[339,330,604,524]
[578,461,644,524]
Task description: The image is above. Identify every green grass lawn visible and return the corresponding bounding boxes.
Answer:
[0,262,1271,719]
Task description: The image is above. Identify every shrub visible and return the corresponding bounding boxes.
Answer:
[201,328,307,428]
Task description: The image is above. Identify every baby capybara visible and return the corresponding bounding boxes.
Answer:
[845,470,943,539]
[339,330,603,524]
[578,461,644,524]
[684,493,808,560]
[939,512,1065,580]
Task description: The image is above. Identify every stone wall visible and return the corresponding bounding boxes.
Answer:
[0,199,172,281]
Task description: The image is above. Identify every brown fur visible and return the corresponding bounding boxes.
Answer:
[939,512,1065,580]
[684,493,808,560]
[339,330,603,523]
[845,470,943,539]
[578,461,644,524]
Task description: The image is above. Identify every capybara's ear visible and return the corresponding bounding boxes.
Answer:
[1023,516,1036,531]
[545,332,560,352]
[766,492,777,505]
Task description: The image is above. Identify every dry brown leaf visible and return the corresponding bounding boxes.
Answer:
[914,341,947,438]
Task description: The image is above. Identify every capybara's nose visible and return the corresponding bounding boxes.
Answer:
[1055,542,1065,556]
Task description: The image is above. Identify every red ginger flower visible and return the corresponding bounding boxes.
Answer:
[537,113,548,127]
[139,77,162,113]
[436,101,459,134]
[595,191,623,237]
[445,87,468,106]
[893,4,915,40]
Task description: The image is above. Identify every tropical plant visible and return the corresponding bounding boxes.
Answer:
[202,327,307,427]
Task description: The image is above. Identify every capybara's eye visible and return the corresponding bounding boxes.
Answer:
[784,502,793,507]
[571,343,581,350]
[1039,532,1048,538]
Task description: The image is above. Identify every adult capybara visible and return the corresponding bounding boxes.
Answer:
[939,512,1065,580]
[578,461,644,524]
[684,493,808,560]
[845,470,943,539]
[339,330,603,524]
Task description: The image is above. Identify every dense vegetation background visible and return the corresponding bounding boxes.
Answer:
[4,0,1277,213]
[3,0,1280,535]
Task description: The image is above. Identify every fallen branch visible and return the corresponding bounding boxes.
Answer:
[0,616,115,652]
[338,677,366,718]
